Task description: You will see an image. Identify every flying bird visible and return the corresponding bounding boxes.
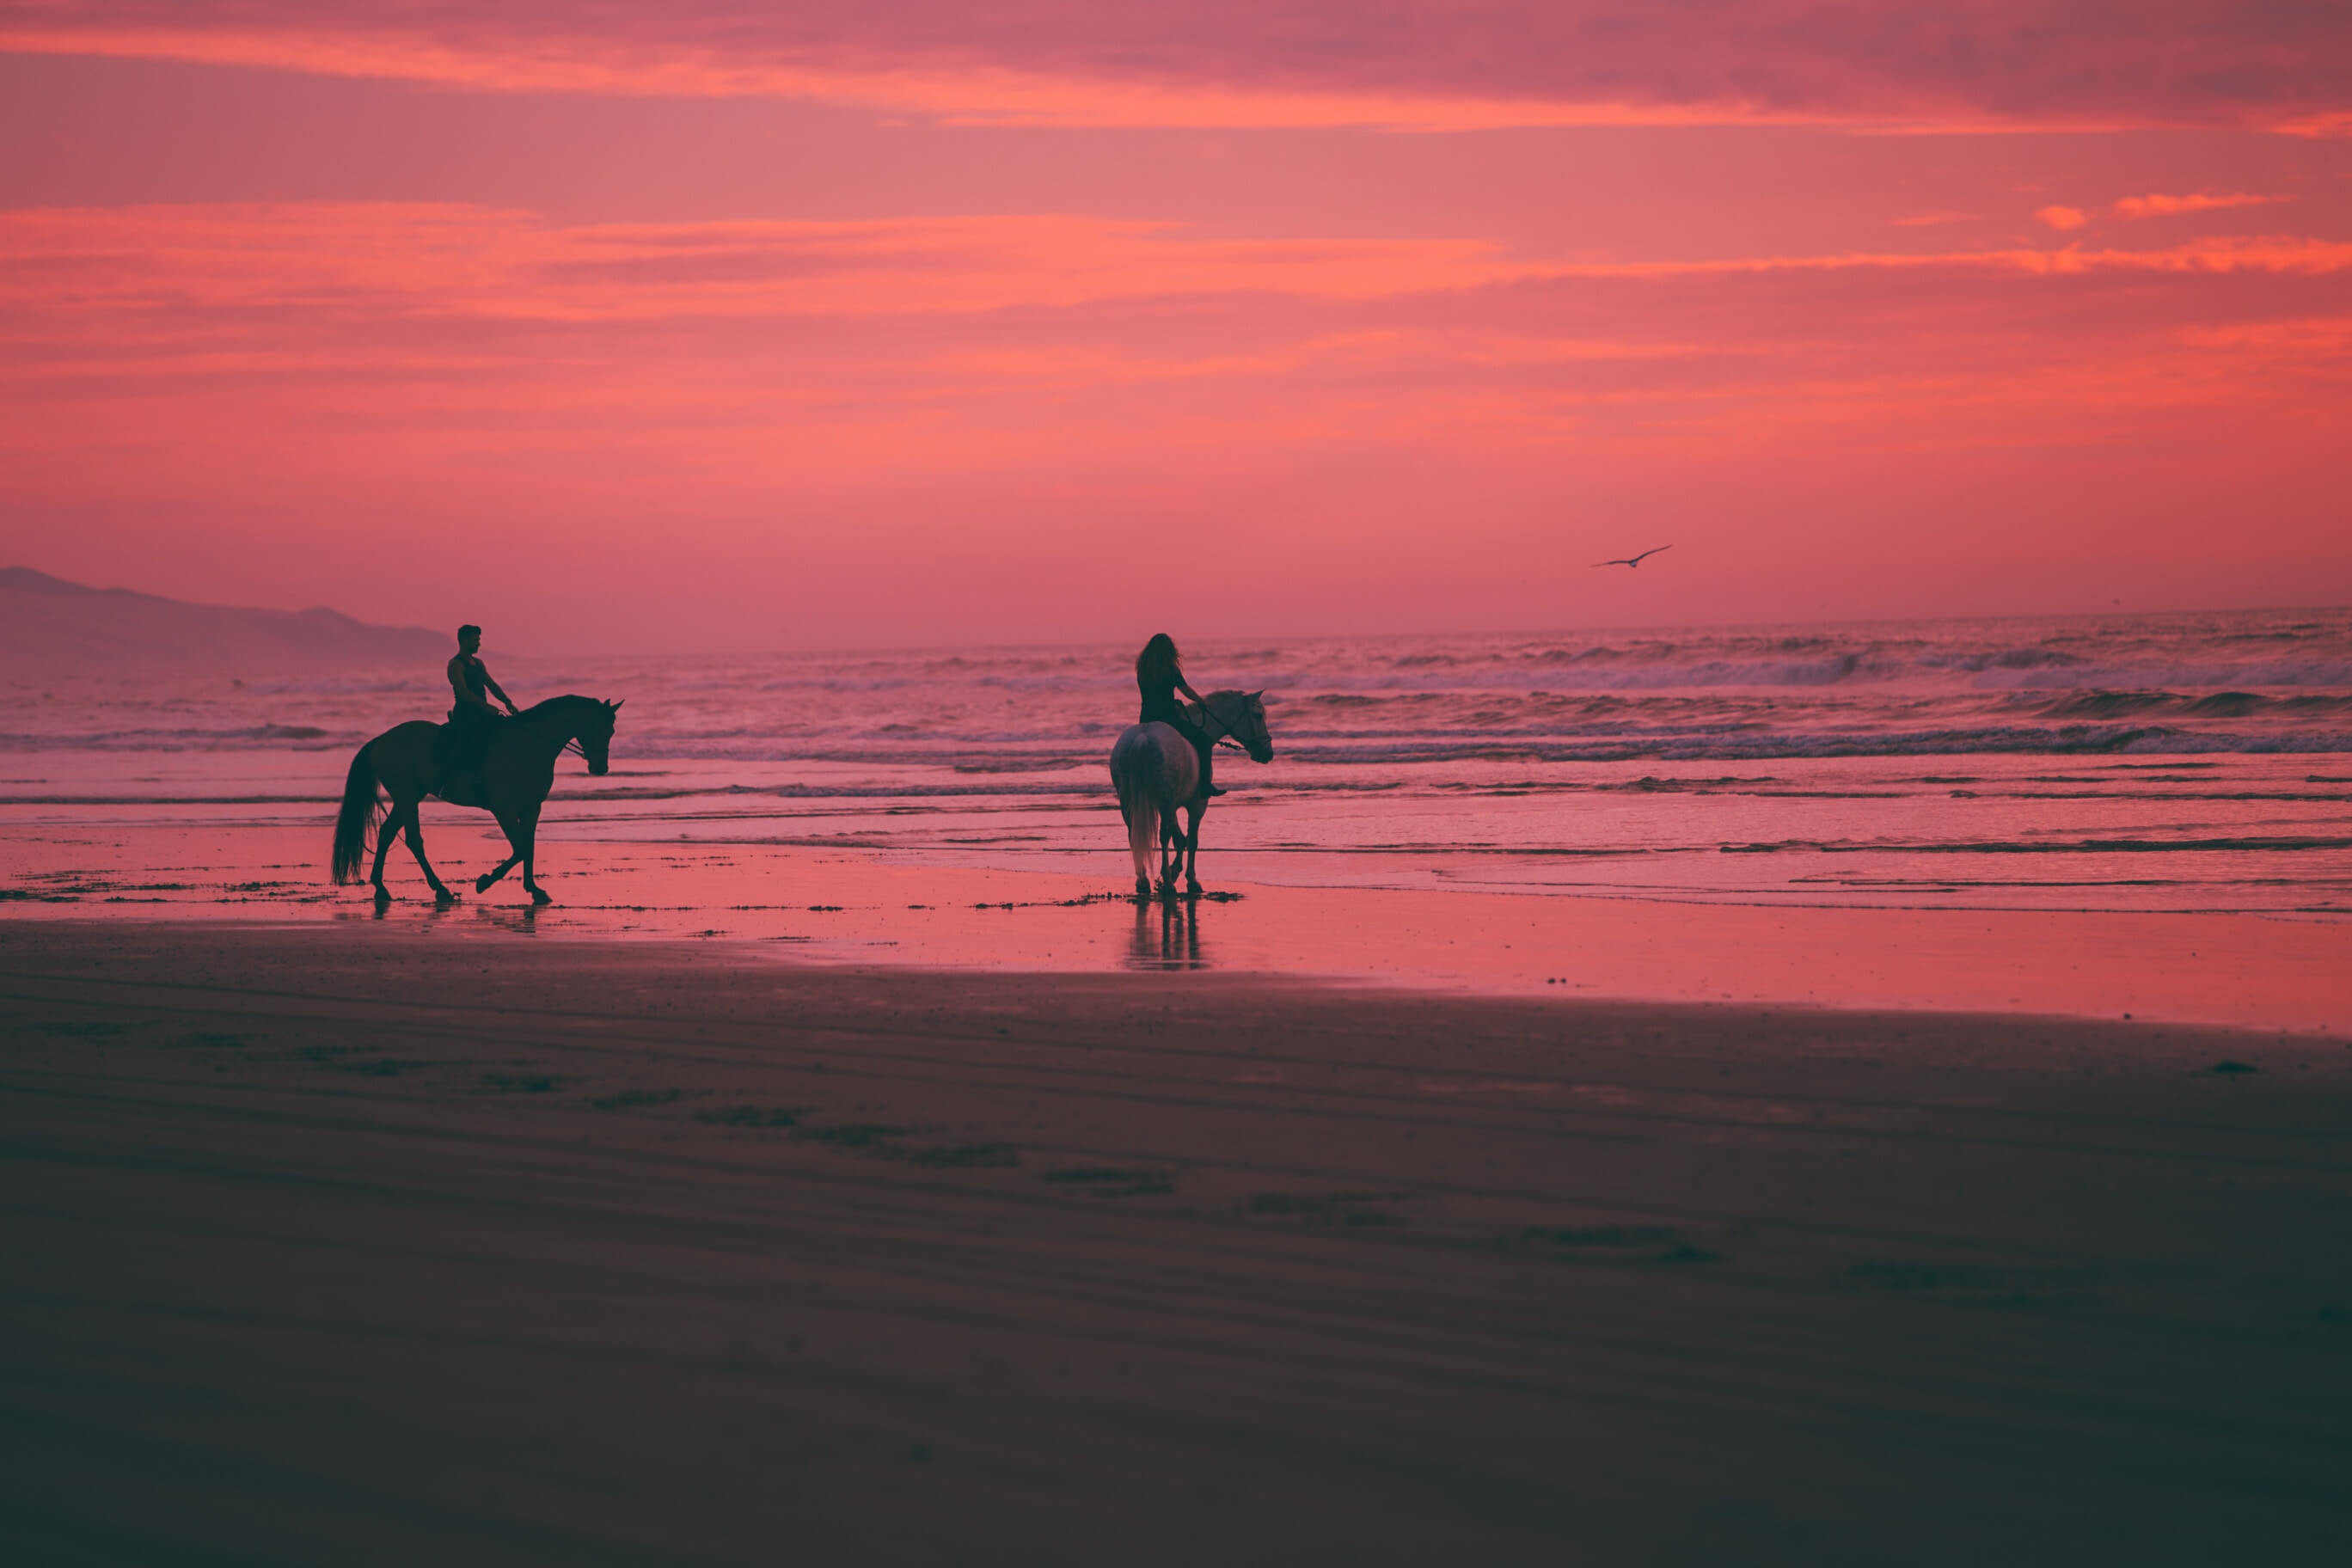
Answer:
[1593,545,1672,568]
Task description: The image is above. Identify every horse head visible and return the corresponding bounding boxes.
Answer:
[1240,690,1272,763]
[1209,689,1273,763]
[573,696,622,776]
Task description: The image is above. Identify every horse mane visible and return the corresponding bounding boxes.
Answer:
[516,693,604,721]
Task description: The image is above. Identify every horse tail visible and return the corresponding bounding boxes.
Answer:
[331,742,383,884]
[1109,729,1163,888]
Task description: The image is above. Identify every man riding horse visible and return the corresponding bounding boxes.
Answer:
[435,623,520,796]
[333,624,620,906]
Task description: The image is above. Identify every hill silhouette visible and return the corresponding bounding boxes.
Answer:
[1,567,448,675]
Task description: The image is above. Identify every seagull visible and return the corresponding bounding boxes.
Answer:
[1593,545,1671,568]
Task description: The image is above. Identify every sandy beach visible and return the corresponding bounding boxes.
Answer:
[5,918,2349,1564]
[13,2,2352,1559]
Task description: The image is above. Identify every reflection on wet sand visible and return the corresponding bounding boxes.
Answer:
[1128,896,1208,971]
[10,826,2349,1028]
[350,897,542,935]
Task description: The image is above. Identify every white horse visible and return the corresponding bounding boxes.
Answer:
[1108,689,1272,899]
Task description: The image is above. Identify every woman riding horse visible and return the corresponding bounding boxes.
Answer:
[1136,633,1225,799]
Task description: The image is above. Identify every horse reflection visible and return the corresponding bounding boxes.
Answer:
[353,892,539,934]
[1128,895,1210,971]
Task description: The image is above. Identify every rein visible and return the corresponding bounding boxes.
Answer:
[1187,697,1259,755]
[510,698,596,763]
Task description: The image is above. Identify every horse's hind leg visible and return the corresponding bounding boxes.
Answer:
[1156,809,1180,897]
[369,799,402,902]
[1129,807,1152,901]
[399,805,455,903]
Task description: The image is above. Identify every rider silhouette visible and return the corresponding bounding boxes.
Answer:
[1136,633,1224,798]
[437,623,520,787]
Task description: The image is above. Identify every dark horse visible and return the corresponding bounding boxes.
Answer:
[332,695,622,906]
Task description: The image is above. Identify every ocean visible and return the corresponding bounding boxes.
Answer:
[5,607,2350,917]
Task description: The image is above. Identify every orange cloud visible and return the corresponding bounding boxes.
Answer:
[5,3,2351,133]
[6,199,2346,645]
[2036,205,2089,231]
[2111,191,2286,219]
[0,205,1527,329]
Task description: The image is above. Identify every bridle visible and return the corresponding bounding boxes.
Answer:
[533,701,603,765]
[1189,695,1263,756]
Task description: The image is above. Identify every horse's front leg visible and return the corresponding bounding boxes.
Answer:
[476,812,525,894]
[520,804,551,905]
[1183,802,1206,897]
[401,804,455,902]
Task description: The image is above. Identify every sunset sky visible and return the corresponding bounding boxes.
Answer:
[4,2,2349,652]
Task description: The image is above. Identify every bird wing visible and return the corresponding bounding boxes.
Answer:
[1634,545,1671,563]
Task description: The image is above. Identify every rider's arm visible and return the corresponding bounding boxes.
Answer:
[481,669,520,714]
[1175,675,1205,705]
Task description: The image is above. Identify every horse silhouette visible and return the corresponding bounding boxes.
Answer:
[332,695,621,906]
[1109,689,1271,898]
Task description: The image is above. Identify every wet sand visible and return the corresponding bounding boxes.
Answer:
[4,921,2349,1564]
[6,823,2349,1031]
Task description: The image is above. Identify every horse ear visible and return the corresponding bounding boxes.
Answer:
[608,698,624,713]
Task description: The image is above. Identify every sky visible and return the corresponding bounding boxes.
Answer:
[3,2,2349,652]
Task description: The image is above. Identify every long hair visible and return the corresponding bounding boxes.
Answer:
[1136,633,1181,687]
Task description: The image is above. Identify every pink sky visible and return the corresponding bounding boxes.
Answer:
[3,3,2349,652]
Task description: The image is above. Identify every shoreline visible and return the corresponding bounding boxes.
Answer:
[6,821,2350,1032]
[4,922,2348,1563]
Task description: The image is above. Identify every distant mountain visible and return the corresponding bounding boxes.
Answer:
[0,567,449,675]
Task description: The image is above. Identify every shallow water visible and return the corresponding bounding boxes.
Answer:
[5,609,2349,916]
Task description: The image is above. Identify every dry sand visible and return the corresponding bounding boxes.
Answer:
[3,921,2349,1564]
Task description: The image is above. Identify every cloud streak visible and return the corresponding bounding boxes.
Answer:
[4,2,2349,132]
[2112,192,2287,220]
[5,199,2346,642]
[7,203,2346,472]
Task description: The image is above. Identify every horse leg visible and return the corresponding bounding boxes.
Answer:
[399,804,455,903]
[1156,807,1180,897]
[476,812,525,893]
[1181,802,1204,895]
[520,804,551,905]
[369,797,402,903]
[1184,801,1206,897]
[1124,793,1153,900]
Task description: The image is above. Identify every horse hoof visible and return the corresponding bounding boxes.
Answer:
[372,886,391,905]
[433,888,457,905]
[475,875,494,894]
[530,887,554,906]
